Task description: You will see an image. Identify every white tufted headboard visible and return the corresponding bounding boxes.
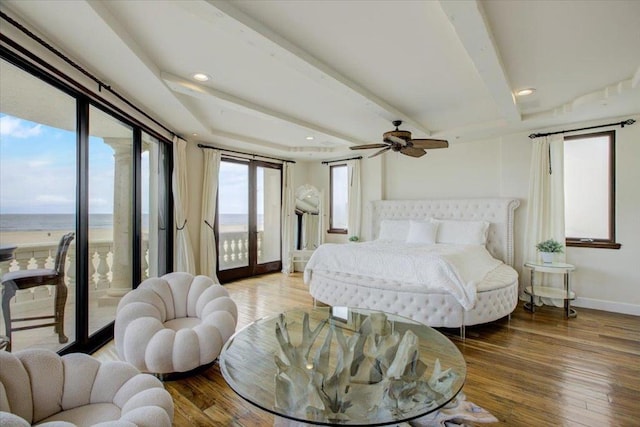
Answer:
[370,198,520,266]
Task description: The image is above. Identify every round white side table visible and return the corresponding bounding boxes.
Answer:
[524,261,577,318]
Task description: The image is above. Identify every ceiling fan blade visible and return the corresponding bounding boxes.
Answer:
[410,139,449,149]
[369,146,391,158]
[400,146,427,158]
[387,135,407,146]
[349,143,389,150]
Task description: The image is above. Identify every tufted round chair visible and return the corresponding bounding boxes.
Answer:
[115,272,238,375]
[0,349,173,427]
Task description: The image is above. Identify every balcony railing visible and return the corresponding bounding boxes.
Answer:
[0,231,263,305]
[218,231,263,270]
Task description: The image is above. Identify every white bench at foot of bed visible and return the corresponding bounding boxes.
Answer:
[308,263,518,337]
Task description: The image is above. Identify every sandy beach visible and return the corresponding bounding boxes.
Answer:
[1,225,248,247]
[0,229,113,246]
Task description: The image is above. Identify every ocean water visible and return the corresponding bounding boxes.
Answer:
[0,213,253,231]
[0,214,112,231]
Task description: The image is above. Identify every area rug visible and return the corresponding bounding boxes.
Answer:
[404,391,498,426]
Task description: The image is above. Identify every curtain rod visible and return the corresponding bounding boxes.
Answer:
[321,156,363,165]
[197,144,295,163]
[0,10,176,138]
[528,119,635,139]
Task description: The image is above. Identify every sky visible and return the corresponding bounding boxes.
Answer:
[1,113,252,218]
[0,113,150,215]
[1,113,340,220]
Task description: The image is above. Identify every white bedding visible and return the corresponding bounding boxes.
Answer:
[304,241,503,310]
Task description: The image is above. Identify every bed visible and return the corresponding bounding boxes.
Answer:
[304,198,520,337]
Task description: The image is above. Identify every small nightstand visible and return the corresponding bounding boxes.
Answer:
[524,261,577,318]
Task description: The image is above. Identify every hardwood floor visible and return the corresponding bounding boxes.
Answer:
[93,272,640,426]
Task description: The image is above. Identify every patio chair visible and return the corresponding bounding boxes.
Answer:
[1,232,74,352]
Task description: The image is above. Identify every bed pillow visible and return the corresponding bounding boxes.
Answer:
[431,218,490,245]
[406,220,439,244]
[378,220,411,242]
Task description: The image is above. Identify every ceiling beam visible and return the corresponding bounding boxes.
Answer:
[438,0,521,123]
[198,0,431,135]
[86,0,209,136]
[87,1,159,78]
[207,128,336,154]
[161,71,367,145]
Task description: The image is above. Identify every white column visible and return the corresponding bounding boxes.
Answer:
[102,138,133,301]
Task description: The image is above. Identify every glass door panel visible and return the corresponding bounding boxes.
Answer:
[0,58,77,352]
[88,106,133,335]
[218,161,249,271]
[217,159,281,282]
[257,165,281,265]
[141,132,170,280]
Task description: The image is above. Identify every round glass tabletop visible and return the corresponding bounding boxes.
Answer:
[219,306,466,426]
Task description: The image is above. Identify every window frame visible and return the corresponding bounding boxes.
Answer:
[564,130,620,249]
[328,163,348,234]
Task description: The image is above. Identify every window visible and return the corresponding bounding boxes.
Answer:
[329,164,348,234]
[564,131,620,249]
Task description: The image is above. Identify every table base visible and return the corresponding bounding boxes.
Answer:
[272,392,497,427]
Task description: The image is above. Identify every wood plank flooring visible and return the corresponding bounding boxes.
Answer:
[93,272,640,426]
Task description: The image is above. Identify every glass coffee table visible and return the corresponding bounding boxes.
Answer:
[219,306,466,426]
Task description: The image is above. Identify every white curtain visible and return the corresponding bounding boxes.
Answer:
[523,135,566,303]
[172,136,196,274]
[200,149,221,282]
[281,162,295,274]
[347,159,362,239]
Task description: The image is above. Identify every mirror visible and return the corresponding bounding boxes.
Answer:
[295,184,321,250]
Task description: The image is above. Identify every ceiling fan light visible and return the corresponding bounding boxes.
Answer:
[516,88,536,97]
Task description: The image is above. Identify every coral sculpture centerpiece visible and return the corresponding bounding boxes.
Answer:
[273,312,458,423]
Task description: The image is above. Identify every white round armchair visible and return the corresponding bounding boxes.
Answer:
[0,349,173,427]
[115,272,238,375]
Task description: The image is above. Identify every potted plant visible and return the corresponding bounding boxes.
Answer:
[348,235,360,243]
[536,239,564,263]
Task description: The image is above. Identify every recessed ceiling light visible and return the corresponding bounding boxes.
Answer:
[306,136,314,140]
[516,88,536,97]
[192,73,211,82]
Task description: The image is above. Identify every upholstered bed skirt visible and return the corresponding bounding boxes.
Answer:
[308,263,518,330]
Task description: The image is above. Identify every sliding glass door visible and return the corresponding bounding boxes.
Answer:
[0,51,172,354]
[0,58,78,351]
[217,159,282,282]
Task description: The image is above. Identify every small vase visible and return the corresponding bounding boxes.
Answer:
[540,252,554,264]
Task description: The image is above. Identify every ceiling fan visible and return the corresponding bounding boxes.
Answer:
[350,120,449,158]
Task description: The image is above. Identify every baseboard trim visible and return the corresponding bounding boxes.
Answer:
[573,297,640,316]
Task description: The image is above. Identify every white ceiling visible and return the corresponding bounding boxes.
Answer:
[2,0,639,160]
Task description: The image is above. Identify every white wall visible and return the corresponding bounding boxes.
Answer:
[356,114,640,315]
[184,116,639,315]
[382,139,502,199]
